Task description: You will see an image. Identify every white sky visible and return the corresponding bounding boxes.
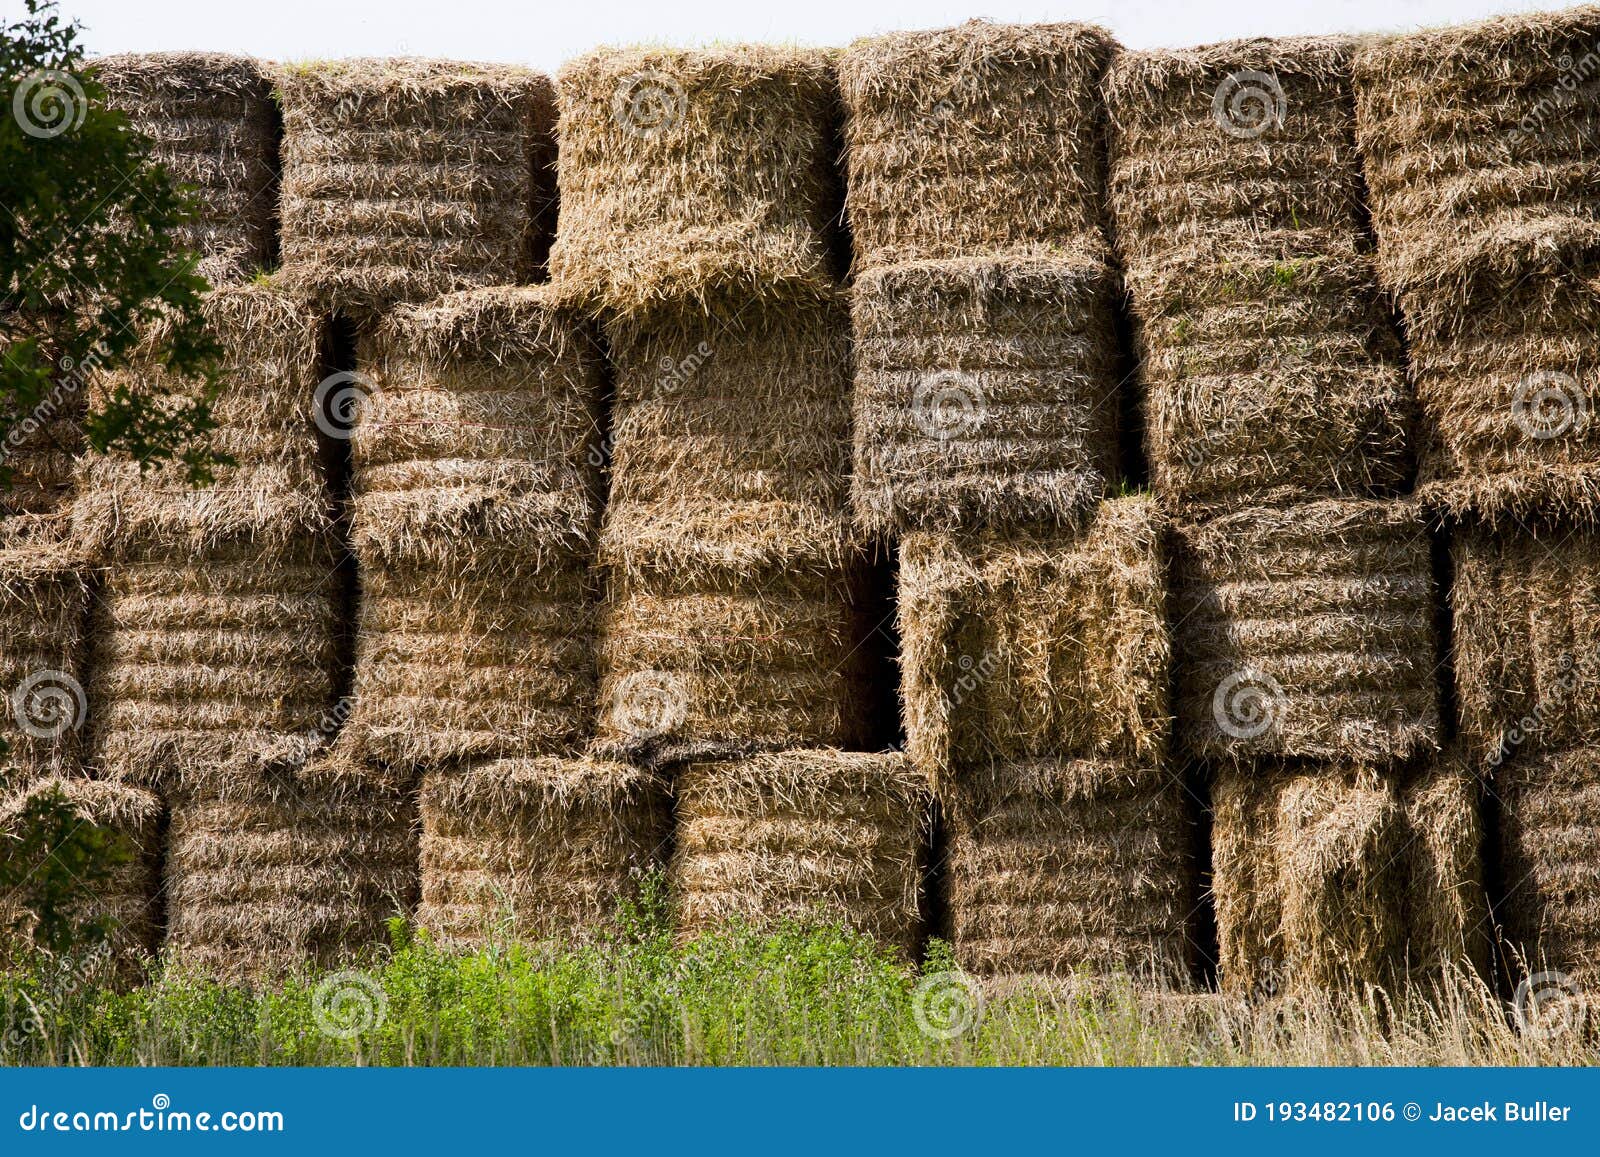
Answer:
[60,0,1577,71]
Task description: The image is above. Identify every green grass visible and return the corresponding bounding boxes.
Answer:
[1,889,1593,1066]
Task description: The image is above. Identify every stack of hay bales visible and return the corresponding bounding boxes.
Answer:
[95,53,278,285]
[840,21,1123,536]
[276,59,554,320]
[0,543,88,780]
[1354,8,1600,986]
[1103,37,1472,994]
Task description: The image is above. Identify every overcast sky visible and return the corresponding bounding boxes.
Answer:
[59,0,1575,70]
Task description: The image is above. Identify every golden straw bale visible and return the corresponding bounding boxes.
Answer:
[1401,756,1489,980]
[850,255,1120,535]
[0,543,88,779]
[945,759,1195,981]
[1173,499,1439,765]
[837,20,1118,267]
[277,58,553,318]
[418,756,668,946]
[162,753,416,980]
[670,750,930,954]
[95,52,278,284]
[1,336,86,548]
[897,496,1170,788]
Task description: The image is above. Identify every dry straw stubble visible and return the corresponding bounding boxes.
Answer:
[0,543,88,779]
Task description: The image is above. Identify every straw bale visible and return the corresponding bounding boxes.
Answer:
[1452,519,1600,765]
[74,284,331,562]
[95,52,278,284]
[0,543,88,779]
[1,342,86,548]
[1400,756,1489,980]
[550,46,841,314]
[1498,745,1600,987]
[352,286,606,569]
[850,254,1120,535]
[945,759,1194,980]
[670,750,930,954]
[0,776,161,969]
[277,58,552,318]
[162,752,416,980]
[87,535,339,789]
[897,496,1169,787]
[418,756,667,946]
[836,20,1118,267]
[343,551,597,770]
[1173,499,1439,765]
[1353,7,1600,300]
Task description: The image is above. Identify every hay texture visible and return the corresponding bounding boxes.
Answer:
[95,52,278,285]
[277,58,552,318]
[351,286,605,570]
[837,20,1118,267]
[87,536,339,788]
[1452,520,1600,765]
[418,757,667,945]
[550,46,840,314]
[1173,499,1439,765]
[162,754,415,980]
[944,759,1194,980]
[1105,38,1410,513]
[0,776,161,970]
[1498,745,1600,987]
[74,284,330,562]
[670,750,930,954]
[850,255,1120,535]
[1,342,86,549]
[0,544,88,779]
[897,496,1169,787]
[1212,760,1485,996]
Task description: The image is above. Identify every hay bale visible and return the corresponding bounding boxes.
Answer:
[549,46,840,314]
[344,552,597,770]
[1,337,86,548]
[0,544,88,779]
[0,776,162,970]
[87,535,339,788]
[836,20,1118,268]
[850,255,1121,535]
[897,496,1169,787]
[74,284,331,562]
[276,58,553,318]
[1401,756,1489,980]
[670,750,930,953]
[352,286,605,570]
[1498,745,1600,987]
[1451,519,1600,766]
[163,753,416,980]
[1105,38,1410,513]
[417,756,668,946]
[1173,498,1439,765]
[945,759,1194,980]
[95,52,278,284]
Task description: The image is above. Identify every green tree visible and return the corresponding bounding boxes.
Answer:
[1,0,221,483]
[0,786,131,960]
